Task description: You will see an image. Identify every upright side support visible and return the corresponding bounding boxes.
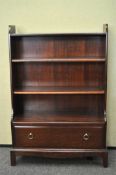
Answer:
[103,23,108,168]
[9,25,16,166]
[103,24,108,120]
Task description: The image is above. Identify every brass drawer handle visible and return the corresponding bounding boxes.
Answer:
[27,132,33,140]
[83,133,89,141]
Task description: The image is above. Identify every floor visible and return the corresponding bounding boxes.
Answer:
[0,147,115,175]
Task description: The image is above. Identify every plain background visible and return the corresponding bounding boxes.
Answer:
[0,0,116,146]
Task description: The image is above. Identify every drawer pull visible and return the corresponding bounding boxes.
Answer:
[27,132,33,140]
[83,133,89,141]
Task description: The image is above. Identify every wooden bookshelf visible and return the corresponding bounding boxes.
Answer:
[9,24,108,167]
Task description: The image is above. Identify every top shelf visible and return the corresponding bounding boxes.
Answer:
[12,57,106,63]
[10,33,107,37]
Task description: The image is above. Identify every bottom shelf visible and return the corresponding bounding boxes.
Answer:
[12,112,105,125]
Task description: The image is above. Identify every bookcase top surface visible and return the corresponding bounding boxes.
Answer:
[10,33,106,37]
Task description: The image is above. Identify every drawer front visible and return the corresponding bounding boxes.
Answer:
[13,125,105,149]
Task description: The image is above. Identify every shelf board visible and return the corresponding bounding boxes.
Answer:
[12,112,106,126]
[10,33,106,37]
[12,58,106,63]
[13,87,105,95]
[12,57,106,63]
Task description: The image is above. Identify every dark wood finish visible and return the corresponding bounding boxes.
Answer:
[12,62,105,91]
[10,35,106,59]
[13,95,104,116]
[12,113,106,125]
[9,25,108,167]
[12,58,106,62]
[102,151,108,167]
[10,151,16,166]
[10,148,108,167]
[13,125,105,149]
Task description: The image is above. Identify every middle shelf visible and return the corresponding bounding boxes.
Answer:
[13,86,105,95]
[12,57,106,63]
[12,111,106,125]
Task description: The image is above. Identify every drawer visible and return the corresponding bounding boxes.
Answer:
[13,125,105,149]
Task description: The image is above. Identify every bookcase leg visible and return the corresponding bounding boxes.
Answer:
[102,152,108,168]
[10,151,16,166]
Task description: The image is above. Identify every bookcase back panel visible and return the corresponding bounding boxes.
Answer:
[12,62,105,89]
[13,94,104,116]
[11,35,106,59]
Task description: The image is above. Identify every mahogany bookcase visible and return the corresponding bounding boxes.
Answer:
[9,24,108,167]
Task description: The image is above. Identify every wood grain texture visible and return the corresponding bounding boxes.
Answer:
[12,62,105,91]
[13,125,106,149]
[13,94,104,116]
[10,148,108,167]
[12,113,106,125]
[13,89,105,95]
[12,58,106,62]
[9,29,108,167]
[10,35,106,59]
